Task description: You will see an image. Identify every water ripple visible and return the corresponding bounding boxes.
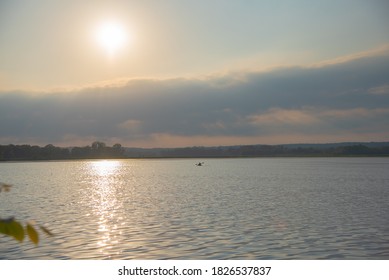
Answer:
[1,158,389,259]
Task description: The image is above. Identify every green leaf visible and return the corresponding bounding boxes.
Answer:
[0,218,25,242]
[26,223,39,245]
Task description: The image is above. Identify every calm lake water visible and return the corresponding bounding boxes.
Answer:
[1,158,388,259]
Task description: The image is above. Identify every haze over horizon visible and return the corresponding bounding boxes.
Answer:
[1,0,389,148]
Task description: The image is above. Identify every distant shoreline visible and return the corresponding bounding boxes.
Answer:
[1,142,389,161]
[2,155,389,163]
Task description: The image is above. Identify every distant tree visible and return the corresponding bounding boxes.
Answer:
[90,141,107,158]
[341,145,370,155]
[70,145,92,158]
[113,143,124,157]
[91,141,106,150]
[113,143,122,150]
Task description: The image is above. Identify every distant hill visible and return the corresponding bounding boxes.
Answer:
[1,142,389,161]
[123,142,389,158]
[280,142,389,149]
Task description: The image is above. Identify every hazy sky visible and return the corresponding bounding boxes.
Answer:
[1,0,389,147]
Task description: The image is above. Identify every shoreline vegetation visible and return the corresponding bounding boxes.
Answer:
[1,141,389,161]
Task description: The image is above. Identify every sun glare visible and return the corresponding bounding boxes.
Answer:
[91,160,120,176]
[96,21,128,56]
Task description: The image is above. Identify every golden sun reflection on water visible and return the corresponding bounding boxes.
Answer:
[91,160,121,176]
[87,160,124,258]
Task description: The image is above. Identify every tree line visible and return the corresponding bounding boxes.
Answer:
[0,141,124,161]
[1,142,389,160]
[125,143,389,158]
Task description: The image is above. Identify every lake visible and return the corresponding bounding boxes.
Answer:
[1,158,388,259]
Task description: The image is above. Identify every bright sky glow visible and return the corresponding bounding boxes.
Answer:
[95,21,127,57]
[0,0,388,90]
[0,0,388,147]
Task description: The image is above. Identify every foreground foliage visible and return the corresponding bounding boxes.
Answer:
[0,183,53,245]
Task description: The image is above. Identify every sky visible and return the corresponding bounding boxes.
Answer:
[1,0,389,148]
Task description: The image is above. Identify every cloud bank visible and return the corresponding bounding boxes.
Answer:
[1,50,389,147]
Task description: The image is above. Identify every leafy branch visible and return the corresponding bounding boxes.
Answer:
[0,183,53,245]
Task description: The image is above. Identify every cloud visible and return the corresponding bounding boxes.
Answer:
[368,84,389,96]
[312,44,389,67]
[117,119,142,132]
[248,108,319,126]
[1,49,389,147]
[244,107,389,137]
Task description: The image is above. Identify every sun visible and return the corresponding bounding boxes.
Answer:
[96,20,128,56]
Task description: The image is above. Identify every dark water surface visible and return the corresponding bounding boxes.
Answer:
[1,158,388,259]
